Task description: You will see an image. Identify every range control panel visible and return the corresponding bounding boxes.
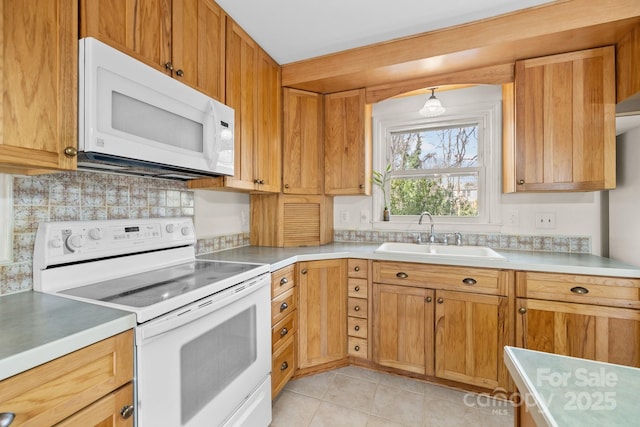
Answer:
[34,217,195,268]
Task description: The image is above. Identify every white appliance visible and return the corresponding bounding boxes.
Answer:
[78,37,234,180]
[33,218,271,427]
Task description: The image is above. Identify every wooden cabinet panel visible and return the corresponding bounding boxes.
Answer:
[271,264,295,298]
[509,47,615,192]
[0,0,78,174]
[0,331,133,426]
[324,89,372,195]
[283,88,324,194]
[516,298,640,367]
[348,297,367,318]
[616,23,640,106]
[373,283,434,375]
[272,334,296,398]
[297,260,347,368]
[272,311,298,352]
[271,286,297,325]
[56,383,133,427]
[347,259,369,279]
[348,317,368,339]
[348,278,368,298]
[435,290,509,389]
[348,336,368,358]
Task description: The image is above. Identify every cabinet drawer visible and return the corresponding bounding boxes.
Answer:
[272,335,296,397]
[348,297,367,318]
[348,278,368,298]
[271,265,295,298]
[348,336,368,358]
[0,330,133,427]
[272,310,298,352]
[271,287,297,324]
[348,259,368,278]
[348,317,367,338]
[516,271,640,309]
[56,382,134,426]
[373,261,506,295]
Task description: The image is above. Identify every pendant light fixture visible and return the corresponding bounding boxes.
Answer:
[419,87,445,117]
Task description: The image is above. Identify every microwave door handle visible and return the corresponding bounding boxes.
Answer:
[203,100,220,170]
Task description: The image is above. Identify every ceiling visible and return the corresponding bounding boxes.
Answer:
[216,0,556,65]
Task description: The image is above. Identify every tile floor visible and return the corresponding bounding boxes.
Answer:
[271,366,514,427]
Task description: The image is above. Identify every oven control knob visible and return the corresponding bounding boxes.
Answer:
[88,227,104,240]
[166,224,177,233]
[181,226,191,236]
[50,237,63,248]
[66,234,86,251]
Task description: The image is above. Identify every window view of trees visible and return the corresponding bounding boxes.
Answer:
[388,124,480,217]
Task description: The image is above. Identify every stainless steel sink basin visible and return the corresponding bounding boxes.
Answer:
[375,242,505,260]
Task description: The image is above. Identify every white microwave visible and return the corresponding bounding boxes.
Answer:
[78,37,234,179]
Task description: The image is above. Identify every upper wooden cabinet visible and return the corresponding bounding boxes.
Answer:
[504,46,616,192]
[616,23,640,111]
[0,0,78,174]
[324,89,372,196]
[80,0,225,101]
[282,88,324,195]
[190,19,281,192]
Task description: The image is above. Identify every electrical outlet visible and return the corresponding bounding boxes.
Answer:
[535,212,556,229]
[340,210,349,223]
[507,210,519,225]
[360,209,370,223]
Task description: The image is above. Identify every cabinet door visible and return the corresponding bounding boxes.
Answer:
[171,0,225,101]
[254,48,282,193]
[80,0,171,73]
[435,290,509,389]
[373,283,434,375]
[512,47,615,191]
[324,89,372,195]
[517,298,640,367]
[0,0,78,173]
[282,88,324,194]
[298,260,347,368]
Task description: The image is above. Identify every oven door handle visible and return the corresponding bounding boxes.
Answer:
[136,274,269,343]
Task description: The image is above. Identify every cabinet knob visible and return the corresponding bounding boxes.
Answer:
[518,307,527,314]
[284,184,290,189]
[354,305,360,312]
[280,361,289,371]
[354,325,360,331]
[164,62,174,71]
[120,405,134,420]
[280,302,288,312]
[518,179,525,185]
[570,286,589,294]
[425,296,433,303]
[354,286,360,292]
[396,272,408,279]
[176,69,184,77]
[63,146,77,157]
[0,412,15,427]
[280,277,288,286]
[280,327,288,337]
[354,345,360,351]
[354,266,360,272]
[301,269,308,275]
[437,297,444,304]
[359,184,364,189]
[462,277,477,285]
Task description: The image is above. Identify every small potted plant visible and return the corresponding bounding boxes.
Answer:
[371,163,392,221]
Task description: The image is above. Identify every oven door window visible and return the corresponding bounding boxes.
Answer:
[181,306,256,424]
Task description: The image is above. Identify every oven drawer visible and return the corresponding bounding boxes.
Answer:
[272,335,296,398]
[272,287,298,324]
[348,297,367,319]
[272,310,298,352]
[271,265,295,298]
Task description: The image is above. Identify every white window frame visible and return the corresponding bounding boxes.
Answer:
[0,174,12,263]
[373,100,502,231]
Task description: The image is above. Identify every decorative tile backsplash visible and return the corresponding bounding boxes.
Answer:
[333,229,591,254]
[1,171,248,295]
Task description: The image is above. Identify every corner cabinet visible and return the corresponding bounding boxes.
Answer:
[80,0,226,101]
[504,46,616,192]
[0,0,78,174]
[324,89,372,196]
[189,18,281,193]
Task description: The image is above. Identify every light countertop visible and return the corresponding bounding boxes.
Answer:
[504,346,640,426]
[0,292,136,381]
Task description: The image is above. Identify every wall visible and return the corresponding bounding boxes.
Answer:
[334,85,604,254]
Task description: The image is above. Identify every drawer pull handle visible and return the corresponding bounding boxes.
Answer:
[120,405,134,420]
[354,345,360,351]
[518,307,527,314]
[518,179,525,185]
[354,266,360,272]
[354,286,360,292]
[280,361,289,371]
[570,286,589,294]
[437,297,444,304]
[396,272,408,279]
[280,302,288,312]
[280,327,288,337]
[301,269,308,275]
[354,306,360,312]
[0,413,15,427]
[425,296,432,303]
[354,325,360,331]
[280,277,288,285]
[462,277,477,285]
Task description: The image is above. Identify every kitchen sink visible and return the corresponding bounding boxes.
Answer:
[375,242,506,260]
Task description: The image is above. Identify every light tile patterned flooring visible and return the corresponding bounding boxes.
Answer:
[271,366,514,427]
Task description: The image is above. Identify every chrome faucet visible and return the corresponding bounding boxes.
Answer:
[417,211,435,244]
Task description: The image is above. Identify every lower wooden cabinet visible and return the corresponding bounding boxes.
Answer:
[0,330,134,426]
[297,259,347,370]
